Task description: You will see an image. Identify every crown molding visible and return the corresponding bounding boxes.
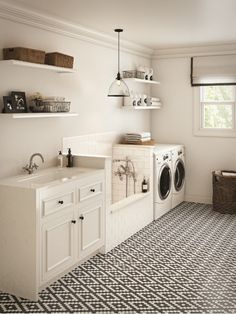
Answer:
[152,43,236,59]
[0,0,153,59]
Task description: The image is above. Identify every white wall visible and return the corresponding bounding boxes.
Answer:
[151,57,236,203]
[0,17,151,179]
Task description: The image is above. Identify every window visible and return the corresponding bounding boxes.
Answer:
[194,85,236,137]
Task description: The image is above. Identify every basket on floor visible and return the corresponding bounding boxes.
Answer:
[212,170,236,214]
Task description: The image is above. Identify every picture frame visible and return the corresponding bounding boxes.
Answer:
[11,91,28,113]
[2,96,14,113]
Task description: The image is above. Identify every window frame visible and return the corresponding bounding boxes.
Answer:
[193,85,236,137]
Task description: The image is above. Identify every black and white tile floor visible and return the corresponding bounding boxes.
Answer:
[1,202,236,313]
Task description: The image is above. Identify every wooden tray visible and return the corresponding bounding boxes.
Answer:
[121,139,156,146]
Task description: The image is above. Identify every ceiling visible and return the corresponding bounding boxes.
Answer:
[7,0,236,49]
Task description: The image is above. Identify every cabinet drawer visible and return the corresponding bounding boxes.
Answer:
[42,191,75,218]
[78,181,103,202]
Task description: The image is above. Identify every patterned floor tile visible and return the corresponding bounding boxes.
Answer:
[0,202,236,313]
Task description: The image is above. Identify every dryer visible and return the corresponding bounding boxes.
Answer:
[171,145,185,208]
[154,149,173,219]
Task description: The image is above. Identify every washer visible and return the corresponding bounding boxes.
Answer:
[171,145,185,208]
[154,148,173,219]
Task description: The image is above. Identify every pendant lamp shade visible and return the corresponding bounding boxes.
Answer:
[108,29,130,97]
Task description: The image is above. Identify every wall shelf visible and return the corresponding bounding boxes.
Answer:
[123,105,161,110]
[124,78,160,85]
[0,112,78,119]
[0,60,77,73]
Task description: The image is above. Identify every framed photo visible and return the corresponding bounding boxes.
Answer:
[2,96,14,113]
[11,91,27,112]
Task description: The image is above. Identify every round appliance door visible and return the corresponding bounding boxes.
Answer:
[158,163,171,200]
[174,159,185,192]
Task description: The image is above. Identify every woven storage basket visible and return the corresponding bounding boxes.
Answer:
[212,170,236,214]
[45,52,74,68]
[3,47,45,64]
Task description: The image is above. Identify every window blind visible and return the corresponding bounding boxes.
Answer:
[191,54,236,86]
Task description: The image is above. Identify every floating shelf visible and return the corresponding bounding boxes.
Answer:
[0,60,77,73]
[0,112,78,119]
[124,78,160,85]
[123,105,161,110]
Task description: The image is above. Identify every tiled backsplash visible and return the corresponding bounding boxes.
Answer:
[62,132,121,156]
[112,145,153,203]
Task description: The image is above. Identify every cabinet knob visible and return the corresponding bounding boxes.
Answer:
[71,220,76,224]
[90,189,95,192]
[79,215,84,220]
[58,200,64,205]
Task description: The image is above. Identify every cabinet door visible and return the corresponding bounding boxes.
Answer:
[77,201,104,260]
[41,210,75,283]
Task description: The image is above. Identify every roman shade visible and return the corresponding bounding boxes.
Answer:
[191,54,236,86]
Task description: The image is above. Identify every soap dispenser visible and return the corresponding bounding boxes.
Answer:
[142,176,148,193]
[67,148,73,168]
[57,151,63,168]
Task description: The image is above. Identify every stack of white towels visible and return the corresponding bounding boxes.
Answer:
[124,132,151,143]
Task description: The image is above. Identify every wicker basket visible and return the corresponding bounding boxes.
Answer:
[212,170,236,214]
[3,47,45,64]
[45,52,74,68]
[30,101,70,113]
[122,70,145,79]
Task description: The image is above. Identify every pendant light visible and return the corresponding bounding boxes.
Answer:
[108,29,130,97]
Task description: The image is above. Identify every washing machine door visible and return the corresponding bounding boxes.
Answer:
[174,159,185,192]
[158,163,171,200]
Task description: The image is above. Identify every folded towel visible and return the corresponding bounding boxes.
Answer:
[126,132,151,138]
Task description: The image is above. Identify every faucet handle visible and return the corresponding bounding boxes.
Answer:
[22,165,31,174]
[32,163,39,170]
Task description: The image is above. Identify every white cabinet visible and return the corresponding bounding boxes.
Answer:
[41,210,75,282]
[77,200,104,260]
[40,173,105,286]
[0,168,105,301]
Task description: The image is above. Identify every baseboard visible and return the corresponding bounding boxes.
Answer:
[184,194,212,204]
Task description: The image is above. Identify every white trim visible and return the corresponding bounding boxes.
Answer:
[152,43,236,59]
[184,193,212,204]
[193,87,236,138]
[0,0,152,59]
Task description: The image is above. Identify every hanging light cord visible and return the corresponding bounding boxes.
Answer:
[115,29,123,80]
[118,31,120,75]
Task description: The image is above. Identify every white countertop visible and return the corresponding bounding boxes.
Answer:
[0,167,104,190]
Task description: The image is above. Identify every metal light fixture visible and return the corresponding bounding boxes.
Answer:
[108,29,130,97]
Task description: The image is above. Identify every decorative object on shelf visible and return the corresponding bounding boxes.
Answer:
[123,66,154,81]
[2,91,28,113]
[151,97,162,108]
[108,29,129,97]
[3,47,45,64]
[45,52,74,69]
[29,93,70,112]
[2,96,14,113]
[123,70,145,79]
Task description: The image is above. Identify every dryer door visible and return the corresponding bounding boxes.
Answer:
[158,164,171,200]
[174,159,185,192]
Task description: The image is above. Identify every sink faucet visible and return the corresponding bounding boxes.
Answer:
[23,153,45,174]
[113,156,137,197]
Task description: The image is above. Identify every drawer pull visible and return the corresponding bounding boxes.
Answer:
[71,220,76,224]
[79,215,84,220]
[90,189,95,192]
[58,200,64,205]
